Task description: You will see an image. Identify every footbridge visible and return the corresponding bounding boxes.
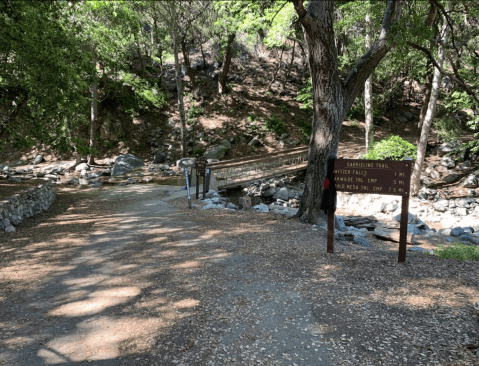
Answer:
[192,146,309,191]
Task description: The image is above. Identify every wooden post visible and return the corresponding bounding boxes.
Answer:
[327,211,335,253]
[398,194,409,262]
[195,173,200,200]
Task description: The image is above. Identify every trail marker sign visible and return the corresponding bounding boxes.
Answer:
[323,158,412,262]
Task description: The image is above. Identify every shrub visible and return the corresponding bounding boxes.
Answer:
[264,115,286,135]
[433,243,479,261]
[295,118,312,143]
[362,135,417,161]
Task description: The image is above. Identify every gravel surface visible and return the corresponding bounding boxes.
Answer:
[0,185,478,365]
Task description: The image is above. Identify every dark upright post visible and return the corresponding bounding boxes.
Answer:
[321,156,337,254]
[398,194,409,262]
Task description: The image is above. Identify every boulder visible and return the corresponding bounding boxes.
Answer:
[220,139,232,150]
[441,156,456,168]
[459,234,479,244]
[204,145,227,160]
[33,155,43,164]
[433,200,449,212]
[176,158,196,169]
[443,172,459,184]
[111,154,145,176]
[154,152,166,164]
[253,203,269,212]
[75,163,89,172]
[5,225,15,233]
[450,227,465,237]
[437,143,454,157]
[275,187,289,201]
[407,224,422,235]
[335,215,347,232]
[262,186,276,198]
[463,175,478,188]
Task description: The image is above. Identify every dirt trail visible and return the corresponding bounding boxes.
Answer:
[0,185,478,365]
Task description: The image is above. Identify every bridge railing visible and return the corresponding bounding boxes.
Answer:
[205,147,309,190]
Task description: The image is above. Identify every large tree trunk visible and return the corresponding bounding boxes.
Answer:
[293,0,399,224]
[218,33,236,95]
[418,65,433,129]
[364,9,374,151]
[411,1,450,196]
[170,4,187,158]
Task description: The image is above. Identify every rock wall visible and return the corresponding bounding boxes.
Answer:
[0,182,56,233]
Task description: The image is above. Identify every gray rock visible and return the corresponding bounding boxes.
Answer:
[127,177,137,184]
[2,166,9,172]
[202,203,224,210]
[248,136,262,147]
[451,227,465,237]
[67,178,79,185]
[154,152,166,164]
[33,155,43,164]
[403,111,413,120]
[5,225,15,233]
[35,172,45,178]
[456,207,468,216]
[111,154,145,176]
[220,139,232,149]
[434,201,449,212]
[276,187,289,201]
[335,215,347,232]
[353,237,373,247]
[88,172,100,179]
[75,163,89,172]
[204,145,227,160]
[262,186,276,198]
[285,138,300,147]
[443,172,459,183]
[437,143,454,157]
[204,190,218,199]
[459,234,479,244]
[463,175,478,188]
[397,116,408,123]
[226,202,238,210]
[408,247,433,254]
[445,237,454,242]
[393,212,419,223]
[101,169,111,176]
[91,182,103,188]
[253,203,269,212]
[407,224,422,235]
[441,156,456,168]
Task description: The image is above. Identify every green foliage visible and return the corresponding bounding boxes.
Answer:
[192,147,205,156]
[249,122,259,134]
[247,114,257,122]
[280,104,288,113]
[264,115,286,135]
[350,120,359,128]
[362,135,417,160]
[295,77,313,113]
[295,119,312,143]
[186,99,205,120]
[120,72,167,112]
[433,243,479,261]
[434,117,466,145]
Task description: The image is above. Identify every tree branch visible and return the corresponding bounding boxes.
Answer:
[290,0,313,27]
[342,0,399,112]
[407,40,479,104]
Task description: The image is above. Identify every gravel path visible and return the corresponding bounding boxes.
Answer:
[1,185,478,365]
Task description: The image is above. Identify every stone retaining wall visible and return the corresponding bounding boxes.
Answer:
[0,182,56,233]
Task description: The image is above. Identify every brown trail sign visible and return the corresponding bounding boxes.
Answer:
[323,157,412,262]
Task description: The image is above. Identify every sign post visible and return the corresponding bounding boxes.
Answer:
[195,157,207,199]
[325,158,412,262]
[184,167,192,209]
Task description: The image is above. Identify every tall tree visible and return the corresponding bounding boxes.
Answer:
[364,6,374,151]
[292,0,401,224]
[410,1,449,195]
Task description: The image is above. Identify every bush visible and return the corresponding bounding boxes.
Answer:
[295,118,312,143]
[433,243,479,261]
[264,115,286,135]
[362,135,417,161]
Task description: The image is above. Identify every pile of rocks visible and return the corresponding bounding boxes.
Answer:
[0,153,181,188]
[0,182,55,233]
